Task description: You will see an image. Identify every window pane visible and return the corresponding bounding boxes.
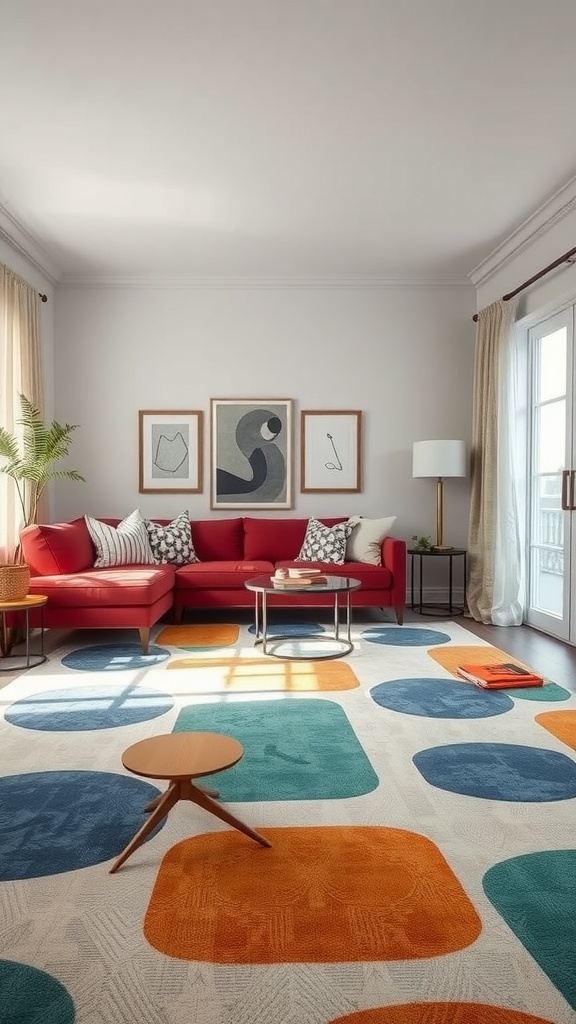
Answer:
[536,400,565,473]
[537,328,567,402]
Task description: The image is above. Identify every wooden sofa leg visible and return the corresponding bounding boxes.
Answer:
[173,606,183,624]
[139,628,150,654]
[395,607,404,625]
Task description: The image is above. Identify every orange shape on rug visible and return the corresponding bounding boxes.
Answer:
[328,1004,555,1024]
[428,644,537,679]
[165,655,359,691]
[144,826,481,963]
[535,710,576,752]
[155,623,239,647]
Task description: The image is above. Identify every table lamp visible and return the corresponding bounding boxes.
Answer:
[412,439,466,550]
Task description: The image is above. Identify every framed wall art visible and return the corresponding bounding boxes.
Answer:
[300,410,362,493]
[210,398,293,509]
[138,410,203,493]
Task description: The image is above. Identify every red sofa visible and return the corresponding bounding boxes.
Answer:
[20,515,406,652]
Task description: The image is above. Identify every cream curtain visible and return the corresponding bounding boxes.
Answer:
[467,298,524,625]
[0,263,44,562]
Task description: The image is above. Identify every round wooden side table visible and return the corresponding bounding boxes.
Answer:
[110,732,272,873]
[0,594,48,671]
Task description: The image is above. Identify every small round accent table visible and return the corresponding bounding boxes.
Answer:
[245,574,362,659]
[0,594,48,671]
[408,548,467,617]
[109,732,272,873]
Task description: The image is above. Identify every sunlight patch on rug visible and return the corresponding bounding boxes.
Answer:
[328,1005,557,1023]
[173,698,377,800]
[4,685,173,731]
[61,644,170,672]
[165,655,359,691]
[144,826,481,963]
[535,710,576,751]
[413,743,576,801]
[155,623,240,648]
[484,850,576,1010]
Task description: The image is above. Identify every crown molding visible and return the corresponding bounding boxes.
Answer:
[59,273,472,290]
[0,203,62,284]
[469,174,576,288]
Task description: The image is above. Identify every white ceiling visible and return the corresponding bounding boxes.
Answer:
[2,0,576,283]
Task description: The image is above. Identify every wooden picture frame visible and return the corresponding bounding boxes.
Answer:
[138,410,203,493]
[210,398,293,509]
[300,410,362,493]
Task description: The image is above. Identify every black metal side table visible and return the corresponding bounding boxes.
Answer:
[408,548,467,617]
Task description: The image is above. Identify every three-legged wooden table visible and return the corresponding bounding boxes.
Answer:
[110,732,271,873]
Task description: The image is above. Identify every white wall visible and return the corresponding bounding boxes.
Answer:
[53,283,476,549]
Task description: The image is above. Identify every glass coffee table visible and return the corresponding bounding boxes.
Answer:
[244,574,361,660]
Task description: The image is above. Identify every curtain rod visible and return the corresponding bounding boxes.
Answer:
[472,244,576,322]
[38,292,48,302]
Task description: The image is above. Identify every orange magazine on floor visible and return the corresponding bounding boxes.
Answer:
[457,661,544,688]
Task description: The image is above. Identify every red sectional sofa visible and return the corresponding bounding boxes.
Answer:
[20,515,406,652]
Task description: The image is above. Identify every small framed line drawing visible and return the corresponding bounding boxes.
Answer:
[138,410,203,493]
[300,410,362,493]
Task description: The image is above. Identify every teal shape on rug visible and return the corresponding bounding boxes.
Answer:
[505,681,571,701]
[61,643,170,672]
[0,771,163,879]
[0,960,75,1023]
[362,626,451,646]
[5,685,173,731]
[413,742,576,801]
[370,678,513,718]
[173,698,378,801]
[483,850,576,1009]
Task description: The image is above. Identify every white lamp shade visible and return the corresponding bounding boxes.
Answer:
[412,439,466,478]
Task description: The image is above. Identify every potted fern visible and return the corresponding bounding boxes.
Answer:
[0,394,85,601]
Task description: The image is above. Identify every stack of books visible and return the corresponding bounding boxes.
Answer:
[272,568,326,588]
[456,661,544,689]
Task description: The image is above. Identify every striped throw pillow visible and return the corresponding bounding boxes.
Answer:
[85,509,155,567]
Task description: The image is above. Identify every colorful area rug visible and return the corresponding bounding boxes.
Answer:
[0,617,575,1024]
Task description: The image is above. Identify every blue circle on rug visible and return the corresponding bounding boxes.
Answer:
[413,742,576,801]
[248,621,326,637]
[0,771,164,879]
[362,626,451,646]
[61,643,170,671]
[0,960,75,1023]
[5,685,174,731]
[370,678,513,718]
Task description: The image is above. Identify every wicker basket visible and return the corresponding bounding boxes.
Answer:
[0,563,31,603]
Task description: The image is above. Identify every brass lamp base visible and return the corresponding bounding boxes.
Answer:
[431,545,454,552]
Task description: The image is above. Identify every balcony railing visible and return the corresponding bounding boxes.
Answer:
[540,507,563,575]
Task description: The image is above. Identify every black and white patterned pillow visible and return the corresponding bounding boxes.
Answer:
[85,509,155,567]
[297,517,356,565]
[146,510,199,565]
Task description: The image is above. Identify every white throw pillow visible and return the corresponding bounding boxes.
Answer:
[298,517,356,565]
[345,515,397,565]
[85,509,155,567]
[146,510,199,565]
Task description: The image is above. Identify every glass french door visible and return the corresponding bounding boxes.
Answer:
[525,307,576,642]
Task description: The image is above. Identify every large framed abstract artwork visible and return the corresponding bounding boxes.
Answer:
[210,399,293,509]
[300,410,362,493]
[138,410,203,493]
